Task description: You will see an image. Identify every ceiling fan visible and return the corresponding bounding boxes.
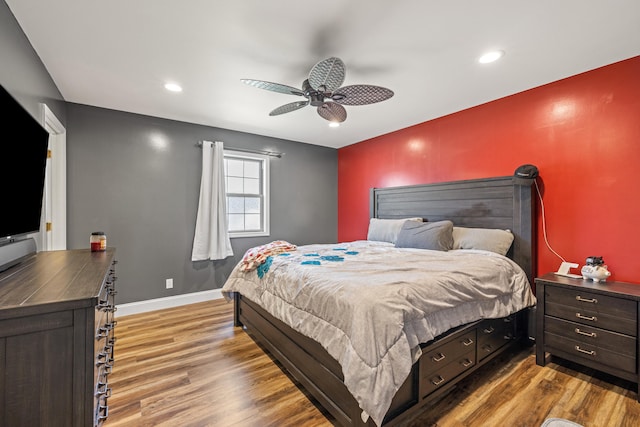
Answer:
[241,57,394,123]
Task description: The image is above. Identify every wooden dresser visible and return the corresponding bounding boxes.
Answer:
[0,248,117,426]
[535,273,640,400]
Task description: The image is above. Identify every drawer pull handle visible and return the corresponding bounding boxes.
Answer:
[432,352,446,362]
[98,303,117,313]
[96,359,114,369]
[576,295,598,304]
[575,328,597,338]
[431,375,445,386]
[462,338,474,346]
[576,313,597,322]
[96,403,109,423]
[95,382,112,398]
[96,351,114,364]
[575,346,596,356]
[462,358,473,367]
[483,326,495,334]
[105,321,118,330]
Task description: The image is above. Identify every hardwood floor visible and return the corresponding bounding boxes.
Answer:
[104,299,640,427]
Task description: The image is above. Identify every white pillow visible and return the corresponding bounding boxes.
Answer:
[452,227,514,256]
[367,217,423,244]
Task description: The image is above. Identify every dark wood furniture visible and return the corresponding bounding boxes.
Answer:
[0,248,117,427]
[234,176,537,426]
[535,273,640,401]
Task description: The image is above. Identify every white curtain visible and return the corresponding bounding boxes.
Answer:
[191,140,234,261]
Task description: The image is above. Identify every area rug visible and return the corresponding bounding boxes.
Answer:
[541,418,584,427]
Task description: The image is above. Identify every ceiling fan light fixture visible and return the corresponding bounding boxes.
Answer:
[164,82,183,92]
[328,122,340,128]
[478,50,505,64]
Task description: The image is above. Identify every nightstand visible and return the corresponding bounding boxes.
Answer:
[535,273,640,401]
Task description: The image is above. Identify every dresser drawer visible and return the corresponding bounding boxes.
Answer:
[93,259,117,427]
[544,331,636,374]
[421,330,476,377]
[545,315,636,357]
[545,286,637,336]
[420,350,475,397]
[477,317,515,361]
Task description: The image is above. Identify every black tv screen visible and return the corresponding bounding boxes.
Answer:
[0,84,49,241]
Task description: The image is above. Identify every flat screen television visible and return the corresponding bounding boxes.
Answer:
[0,83,50,244]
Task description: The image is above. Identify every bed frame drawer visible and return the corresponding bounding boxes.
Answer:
[477,317,516,361]
[420,330,476,377]
[420,349,475,398]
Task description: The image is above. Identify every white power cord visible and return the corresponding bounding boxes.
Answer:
[534,179,566,263]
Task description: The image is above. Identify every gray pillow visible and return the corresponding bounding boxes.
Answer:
[452,227,514,256]
[395,220,454,251]
[367,217,423,244]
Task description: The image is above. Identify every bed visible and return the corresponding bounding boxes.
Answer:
[221,176,537,426]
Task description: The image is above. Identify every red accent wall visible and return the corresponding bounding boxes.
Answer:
[338,56,640,284]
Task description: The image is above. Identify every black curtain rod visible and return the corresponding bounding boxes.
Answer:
[196,141,284,158]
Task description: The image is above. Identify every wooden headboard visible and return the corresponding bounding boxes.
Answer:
[370,176,537,283]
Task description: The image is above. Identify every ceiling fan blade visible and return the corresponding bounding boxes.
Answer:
[241,79,304,96]
[331,85,394,106]
[308,57,345,92]
[317,102,347,123]
[269,100,310,116]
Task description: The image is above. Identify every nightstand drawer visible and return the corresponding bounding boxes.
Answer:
[545,285,636,321]
[544,315,636,357]
[546,300,637,336]
[544,331,636,374]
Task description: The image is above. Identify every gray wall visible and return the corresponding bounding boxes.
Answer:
[66,104,338,304]
[0,1,65,126]
[2,1,338,305]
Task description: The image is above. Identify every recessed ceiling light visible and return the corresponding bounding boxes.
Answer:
[478,50,505,64]
[164,82,183,92]
[328,122,340,128]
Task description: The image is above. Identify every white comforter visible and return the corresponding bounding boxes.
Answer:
[221,240,536,426]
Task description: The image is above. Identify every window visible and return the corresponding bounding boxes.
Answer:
[224,150,270,238]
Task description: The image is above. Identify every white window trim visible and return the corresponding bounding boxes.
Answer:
[224,149,270,238]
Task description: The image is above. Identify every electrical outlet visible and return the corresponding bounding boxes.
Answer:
[165,278,173,289]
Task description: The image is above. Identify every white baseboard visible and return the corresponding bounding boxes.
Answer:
[116,289,225,317]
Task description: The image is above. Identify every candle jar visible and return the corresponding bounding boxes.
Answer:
[90,232,107,252]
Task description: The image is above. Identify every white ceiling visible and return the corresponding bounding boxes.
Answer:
[6,1,640,149]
